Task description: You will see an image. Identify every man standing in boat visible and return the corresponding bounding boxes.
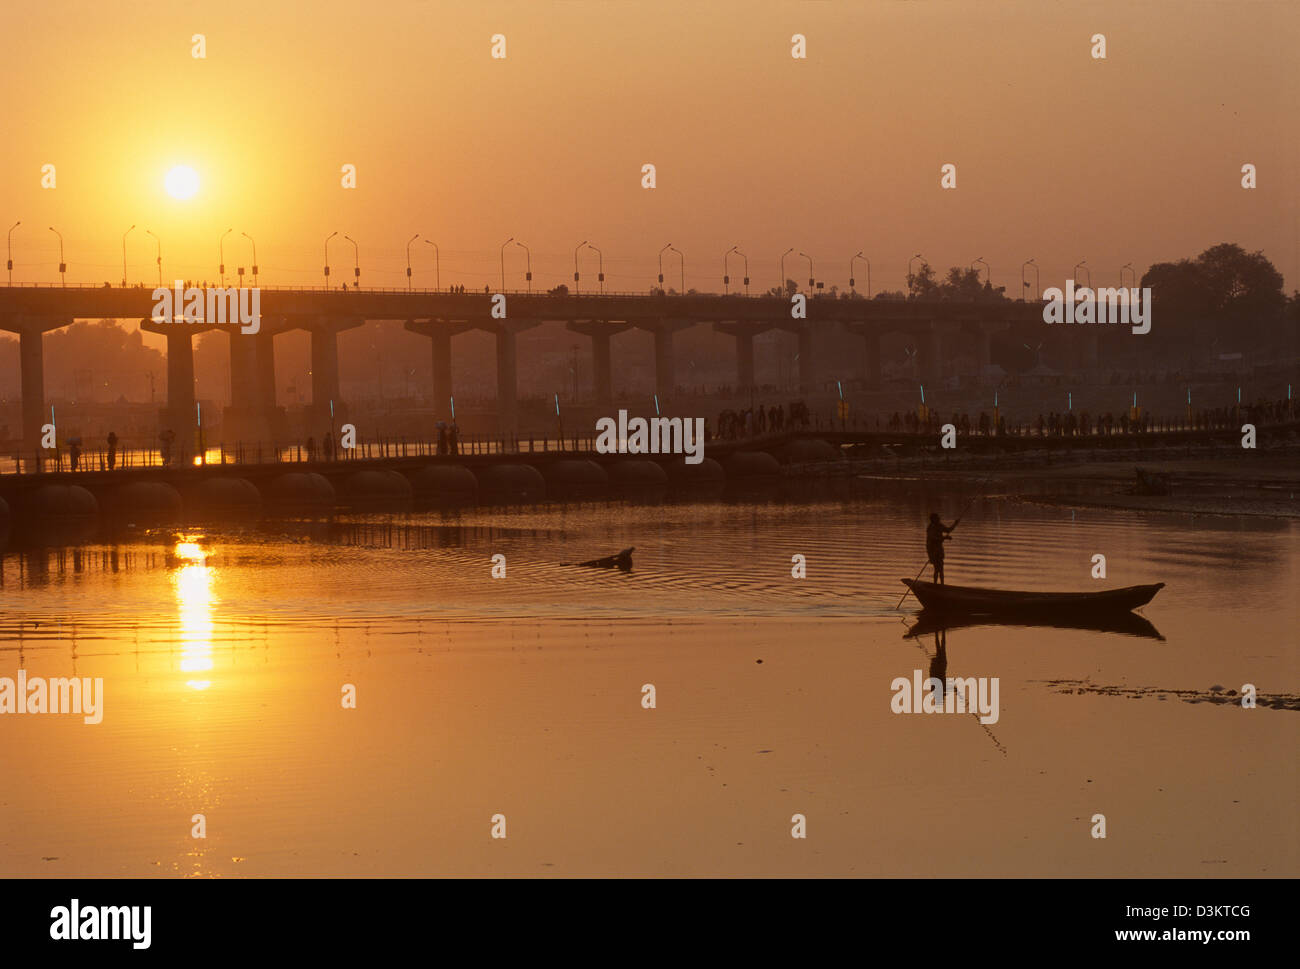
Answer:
[926,512,958,584]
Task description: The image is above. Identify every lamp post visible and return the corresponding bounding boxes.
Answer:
[344,234,359,287]
[851,251,870,297]
[145,229,162,287]
[780,247,794,295]
[515,240,532,293]
[574,239,587,294]
[406,233,419,291]
[1073,259,1090,289]
[122,224,135,287]
[424,238,440,291]
[324,231,337,287]
[48,227,65,287]
[218,227,231,286]
[241,232,258,285]
[500,237,514,290]
[973,256,990,288]
[669,245,683,293]
[1120,262,1134,289]
[799,251,814,291]
[735,248,749,295]
[586,243,604,293]
[7,221,19,285]
[1021,258,1038,301]
[657,242,671,291]
[724,245,737,294]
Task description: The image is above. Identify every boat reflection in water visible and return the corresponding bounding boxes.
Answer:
[905,608,1165,642]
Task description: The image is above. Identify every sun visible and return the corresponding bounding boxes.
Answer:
[165,165,200,200]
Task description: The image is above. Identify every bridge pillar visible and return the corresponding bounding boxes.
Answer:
[473,319,541,433]
[566,321,631,406]
[165,328,197,462]
[0,316,68,450]
[1071,327,1100,374]
[917,326,942,386]
[797,325,818,393]
[19,327,47,451]
[863,330,881,390]
[304,316,363,429]
[635,319,693,401]
[713,322,772,393]
[405,319,474,418]
[223,330,273,444]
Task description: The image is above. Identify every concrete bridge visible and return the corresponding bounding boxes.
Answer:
[0,285,1058,455]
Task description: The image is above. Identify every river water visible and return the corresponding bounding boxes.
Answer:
[1,481,1296,875]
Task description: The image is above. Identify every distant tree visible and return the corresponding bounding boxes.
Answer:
[906,262,939,299]
[548,283,569,296]
[765,279,800,298]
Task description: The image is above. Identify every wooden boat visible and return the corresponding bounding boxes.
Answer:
[905,609,1164,641]
[901,579,1163,616]
[573,547,634,570]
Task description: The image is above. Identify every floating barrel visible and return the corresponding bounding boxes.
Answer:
[103,481,184,523]
[406,464,479,501]
[186,477,262,513]
[477,463,547,503]
[722,451,781,477]
[782,438,841,464]
[342,470,413,503]
[266,472,336,508]
[26,484,99,518]
[663,456,725,484]
[608,460,669,486]
[543,459,609,497]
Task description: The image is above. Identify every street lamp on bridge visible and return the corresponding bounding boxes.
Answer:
[145,229,162,287]
[724,245,738,295]
[7,221,19,285]
[122,224,135,287]
[657,242,671,290]
[500,237,514,290]
[344,235,360,287]
[324,231,337,287]
[574,239,587,293]
[1120,262,1135,289]
[972,256,990,288]
[1021,258,1038,301]
[585,243,604,293]
[1073,259,1090,288]
[424,238,440,291]
[668,245,684,293]
[908,253,926,297]
[406,233,419,291]
[851,251,870,298]
[734,248,749,295]
[241,232,258,286]
[798,251,814,291]
[515,240,532,293]
[780,247,794,295]
[219,228,232,286]
[48,227,65,287]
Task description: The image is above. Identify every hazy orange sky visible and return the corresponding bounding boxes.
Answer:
[2,0,1295,295]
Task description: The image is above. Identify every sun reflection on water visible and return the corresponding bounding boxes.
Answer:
[172,537,215,690]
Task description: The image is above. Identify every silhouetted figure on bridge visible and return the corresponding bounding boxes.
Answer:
[159,429,175,466]
[306,436,317,462]
[324,432,335,461]
[437,422,448,455]
[106,431,118,470]
[68,440,81,472]
[448,421,460,456]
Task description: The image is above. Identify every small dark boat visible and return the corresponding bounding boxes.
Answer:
[905,609,1164,641]
[573,547,634,570]
[901,579,1163,616]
